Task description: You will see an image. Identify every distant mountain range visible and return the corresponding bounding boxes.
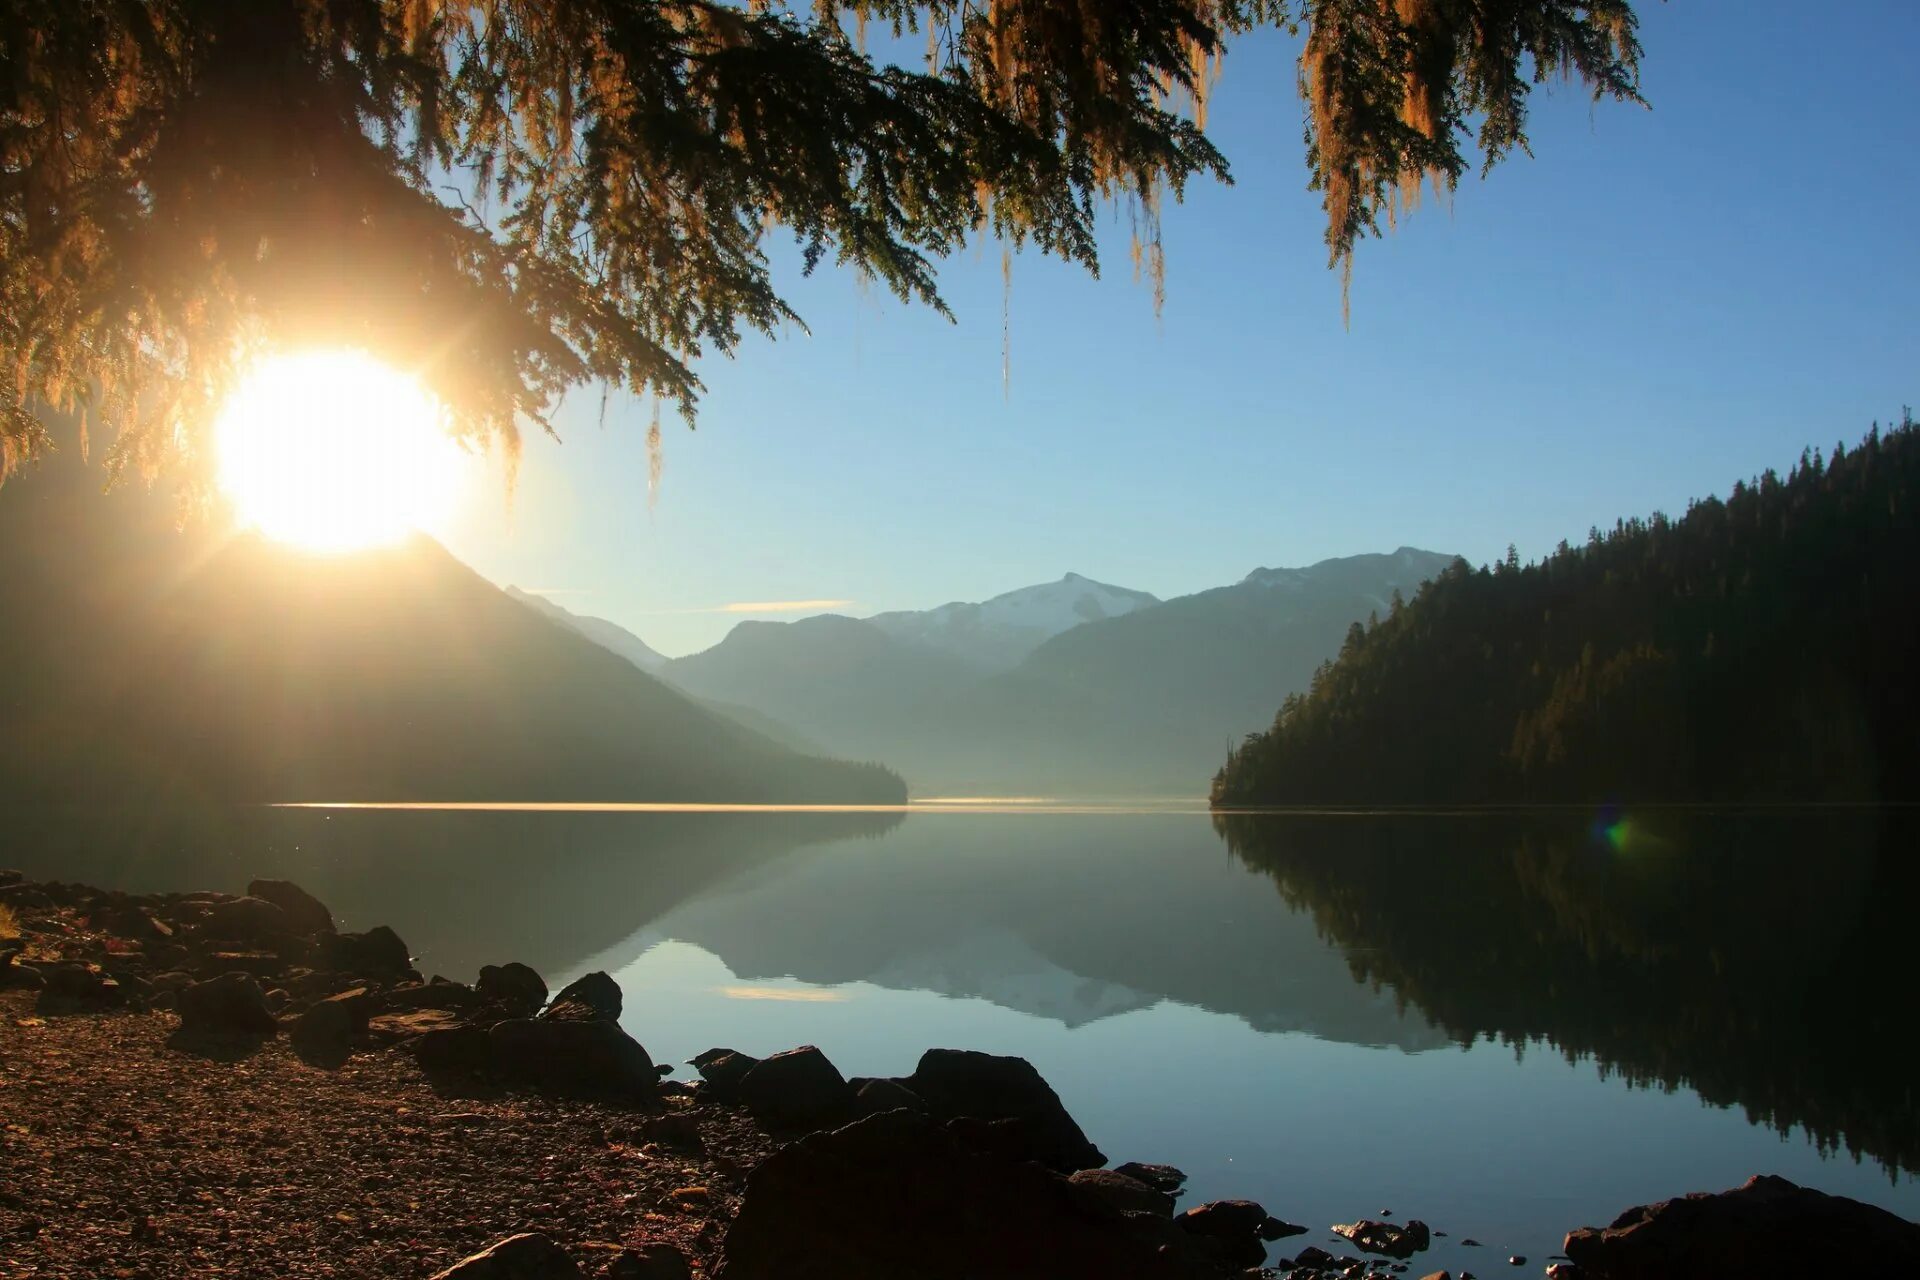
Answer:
[865,572,1161,672]
[0,455,902,805]
[546,547,1458,795]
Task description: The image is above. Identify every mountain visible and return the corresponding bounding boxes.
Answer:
[0,456,903,805]
[660,549,1454,795]
[974,547,1458,790]
[664,615,976,768]
[1213,418,1920,806]
[865,572,1160,672]
[505,585,828,756]
[505,586,668,672]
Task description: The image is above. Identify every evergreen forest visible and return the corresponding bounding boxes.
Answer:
[1212,414,1920,806]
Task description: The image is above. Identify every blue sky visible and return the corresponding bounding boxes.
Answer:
[442,2,1920,657]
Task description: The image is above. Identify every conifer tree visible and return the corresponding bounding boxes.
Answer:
[1,1,1647,484]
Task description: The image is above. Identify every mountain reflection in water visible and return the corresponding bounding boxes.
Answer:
[9,802,1915,1194]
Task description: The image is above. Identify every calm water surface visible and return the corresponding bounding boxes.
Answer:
[11,803,1916,1273]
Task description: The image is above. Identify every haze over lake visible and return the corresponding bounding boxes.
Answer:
[14,801,1914,1273]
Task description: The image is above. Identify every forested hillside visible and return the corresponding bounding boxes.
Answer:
[1213,415,1920,806]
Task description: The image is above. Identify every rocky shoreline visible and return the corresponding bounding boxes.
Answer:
[2,870,1916,1280]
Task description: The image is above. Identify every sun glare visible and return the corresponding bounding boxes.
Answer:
[215,350,466,553]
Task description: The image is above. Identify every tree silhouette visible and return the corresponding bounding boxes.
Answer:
[1213,413,1920,806]
[2,1,1646,485]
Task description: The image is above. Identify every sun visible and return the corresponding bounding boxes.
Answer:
[215,350,467,553]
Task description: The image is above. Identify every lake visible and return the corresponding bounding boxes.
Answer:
[10,802,1916,1273]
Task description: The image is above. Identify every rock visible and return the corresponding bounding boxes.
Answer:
[851,1076,928,1116]
[600,1245,693,1280]
[1113,1162,1189,1196]
[715,1108,1218,1280]
[320,925,411,974]
[196,949,284,978]
[291,987,372,1050]
[429,1232,581,1278]
[1334,1219,1431,1259]
[541,970,621,1022]
[245,879,334,935]
[690,1048,759,1101]
[203,896,293,942]
[0,960,45,991]
[0,884,52,909]
[177,973,278,1036]
[738,1045,855,1129]
[382,981,486,1013]
[413,1024,496,1073]
[1292,1246,1338,1269]
[1419,1272,1453,1280]
[478,962,548,1017]
[1507,1257,1525,1267]
[1562,1174,1920,1279]
[902,1047,1106,1172]
[1176,1199,1272,1268]
[1066,1168,1176,1217]
[97,903,172,942]
[369,1009,469,1042]
[36,961,124,1008]
[489,1018,660,1101]
[1544,1266,1583,1279]
[1261,1216,1309,1241]
[640,1113,703,1150]
[0,869,22,887]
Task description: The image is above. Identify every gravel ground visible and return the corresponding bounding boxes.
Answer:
[0,990,773,1278]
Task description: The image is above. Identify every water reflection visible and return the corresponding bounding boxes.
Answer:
[9,800,1914,1192]
[3,803,903,979]
[1214,808,1920,1175]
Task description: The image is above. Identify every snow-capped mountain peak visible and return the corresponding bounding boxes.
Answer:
[866,573,1160,672]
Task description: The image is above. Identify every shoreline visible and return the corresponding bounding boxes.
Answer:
[3,871,1915,1279]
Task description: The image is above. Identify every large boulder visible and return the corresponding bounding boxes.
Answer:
[1113,1162,1188,1196]
[320,925,412,975]
[1066,1168,1176,1218]
[429,1233,581,1279]
[0,959,46,991]
[541,971,621,1022]
[245,880,335,935]
[737,1045,856,1129]
[35,961,125,1008]
[177,973,278,1036]
[478,962,549,1017]
[715,1109,1217,1280]
[291,987,372,1052]
[489,1018,660,1102]
[850,1077,928,1117]
[690,1048,759,1101]
[902,1048,1105,1172]
[203,896,293,942]
[1178,1199,1276,1269]
[413,1024,496,1074]
[1563,1174,1920,1279]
